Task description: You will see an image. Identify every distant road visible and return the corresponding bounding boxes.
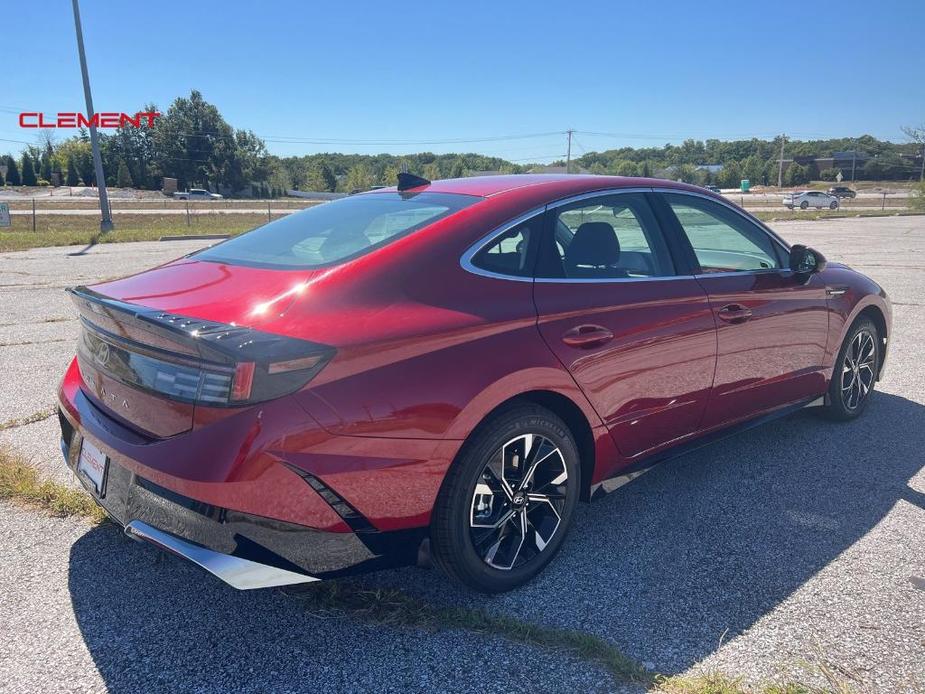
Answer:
[8,208,298,216]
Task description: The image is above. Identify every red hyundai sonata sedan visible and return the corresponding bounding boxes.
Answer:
[58,174,891,592]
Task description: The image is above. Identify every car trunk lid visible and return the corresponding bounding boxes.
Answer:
[70,259,333,438]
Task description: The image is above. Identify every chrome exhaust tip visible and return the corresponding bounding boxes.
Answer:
[124,520,318,590]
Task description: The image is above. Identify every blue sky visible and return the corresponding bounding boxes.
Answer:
[3,1,924,162]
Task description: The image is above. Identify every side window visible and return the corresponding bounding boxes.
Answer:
[470,217,539,278]
[664,194,781,273]
[538,193,675,279]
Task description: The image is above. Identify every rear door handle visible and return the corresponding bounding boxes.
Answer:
[717,303,753,324]
[562,324,614,348]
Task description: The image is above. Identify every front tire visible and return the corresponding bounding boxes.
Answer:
[821,317,880,421]
[829,200,838,210]
[430,404,580,593]
[800,200,809,209]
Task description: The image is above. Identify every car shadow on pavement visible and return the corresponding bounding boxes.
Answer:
[68,392,925,689]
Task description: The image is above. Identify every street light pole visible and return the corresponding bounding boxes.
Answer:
[71,0,113,232]
[777,134,786,188]
[565,129,574,174]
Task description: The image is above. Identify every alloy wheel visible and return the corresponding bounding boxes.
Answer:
[469,434,568,571]
[841,330,876,410]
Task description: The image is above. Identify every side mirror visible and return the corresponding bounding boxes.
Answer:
[789,244,827,274]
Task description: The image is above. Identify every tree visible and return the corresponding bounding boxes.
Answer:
[423,162,441,181]
[116,159,134,188]
[21,153,37,186]
[0,168,4,186]
[5,155,20,186]
[101,102,159,189]
[741,155,766,185]
[610,159,639,177]
[344,163,373,192]
[379,165,399,186]
[819,168,841,182]
[863,155,908,181]
[56,137,93,186]
[66,156,79,186]
[784,162,809,186]
[306,161,336,192]
[674,163,697,183]
[902,124,925,181]
[717,160,742,188]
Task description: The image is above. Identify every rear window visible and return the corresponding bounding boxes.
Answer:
[196,192,480,269]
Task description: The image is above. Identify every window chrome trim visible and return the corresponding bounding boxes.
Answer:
[459,186,792,284]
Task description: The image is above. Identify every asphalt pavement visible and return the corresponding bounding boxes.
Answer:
[1,216,923,693]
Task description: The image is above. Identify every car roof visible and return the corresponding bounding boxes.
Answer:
[367,174,713,201]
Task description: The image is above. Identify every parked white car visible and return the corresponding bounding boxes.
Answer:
[783,190,839,210]
[173,188,223,201]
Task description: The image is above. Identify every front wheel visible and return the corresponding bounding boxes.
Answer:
[800,200,809,209]
[821,317,880,421]
[430,404,580,593]
[830,200,838,210]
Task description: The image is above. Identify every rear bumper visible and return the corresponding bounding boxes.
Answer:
[57,386,430,588]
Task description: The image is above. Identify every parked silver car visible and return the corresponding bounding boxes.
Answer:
[173,188,223,201]
[784,190,839,210]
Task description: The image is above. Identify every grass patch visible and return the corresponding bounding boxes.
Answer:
[753,209,925,223]
[0,406,56,431]
[288,580,653,684]
[0,447,106,522]
[0,212,284,252]
[652,666,857,693]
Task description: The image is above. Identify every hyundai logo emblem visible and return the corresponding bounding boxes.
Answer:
[93,341,110,367]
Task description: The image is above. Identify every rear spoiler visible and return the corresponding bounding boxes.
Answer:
[67,286,332,367]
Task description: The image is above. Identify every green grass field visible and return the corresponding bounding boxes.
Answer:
[0,212,281,252]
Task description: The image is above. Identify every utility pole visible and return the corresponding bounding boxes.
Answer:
[920,142,925,182]
[565,129,574,174]
[72,0,113,232]
[851,141,857,182]
[777,134,786,188]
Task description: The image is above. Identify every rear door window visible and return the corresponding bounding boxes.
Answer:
[537,193,675,279]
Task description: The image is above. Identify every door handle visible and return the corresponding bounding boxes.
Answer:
[717,303,753,324]
[562,324,614,348]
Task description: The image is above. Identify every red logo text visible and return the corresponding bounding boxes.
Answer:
[18,111,160,129]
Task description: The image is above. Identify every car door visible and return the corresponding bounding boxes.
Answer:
[655,191,829,430]
[533,191,717,462]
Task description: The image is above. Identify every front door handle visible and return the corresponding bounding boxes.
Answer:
[717,303,753,324]
[562,324,614,348]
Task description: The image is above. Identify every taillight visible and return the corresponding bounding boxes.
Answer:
[74,302,335,407]
[231,362,256,401]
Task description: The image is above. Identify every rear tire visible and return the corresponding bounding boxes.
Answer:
[430,404,580,593]
[821,317,880,421]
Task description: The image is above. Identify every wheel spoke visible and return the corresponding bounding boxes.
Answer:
[469,432,570,571]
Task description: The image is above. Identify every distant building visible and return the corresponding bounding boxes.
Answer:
[695,164,724,174]
[832,150,869,171]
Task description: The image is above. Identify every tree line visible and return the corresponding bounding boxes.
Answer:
[1,90,921,193]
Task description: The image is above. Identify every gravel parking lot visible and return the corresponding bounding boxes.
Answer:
[1,216,923,693]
